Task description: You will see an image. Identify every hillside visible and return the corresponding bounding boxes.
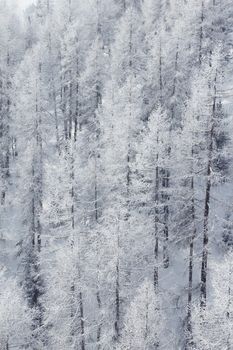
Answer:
[0,1,233,349]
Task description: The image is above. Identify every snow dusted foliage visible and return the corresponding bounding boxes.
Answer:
[44,242,85,350]
[0,271,32,349]
[118,279,164,350]
[1,0,233,349]
[192,252,233,350]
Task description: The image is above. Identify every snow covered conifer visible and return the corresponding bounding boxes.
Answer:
[118,279,164,350]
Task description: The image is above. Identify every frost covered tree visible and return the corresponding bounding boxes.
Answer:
[12,44,47,347]
[0,1,23,205]
[0,271,32,349]
[192,252,233,350]
[135,106,171,287]
[117,279,164,350]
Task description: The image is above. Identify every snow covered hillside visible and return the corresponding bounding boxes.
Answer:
[0,0,233,349]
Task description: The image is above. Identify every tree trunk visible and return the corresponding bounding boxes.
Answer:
[1,52,11,205]
[69,148,86,350]
[68,70,73,140]
[162,168,169,269]
[186,172,196,348]
[70,151,76,341]
[53,85,60,154]
[48,32,60,154]
[79,290,86,350]
[199,1,204,65]
[154,147,159,291]
[115,256,120,340]
[74,56,80,141]
[171,44,179,121]
[126,16,133,220]
[27,68,44,345]
[94,153,99,222]
[227,256,232,350]
[200,72,217,310]
[200,162,211,309]
[96,289,102,349]
[159,41,163,104]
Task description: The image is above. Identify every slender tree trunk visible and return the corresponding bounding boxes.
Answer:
[201,154,214,301]
[154,147,159,292]
[227,255,232,350]
[49,33,60,155]
[115,256,120,340]
[94,83,102,350]
[162,168,169,269]
[159,41,163,105]
[47,28,60,155]
[79,290,85,350]
[126,15,133,220]
[171,44,179,120]
[114,229,120,340]
[199,1,204,65]
[53,85,60,154]
[63,83,68,140]
[27,68,44,346]
[186,171,196,349]
[36,95,43,255]
[94,5,104,341]
[96,288,102,349]
[94,153,99,222]
[35,67,43,327]
[69,148,86,349]
[158,40,169,269]
[59,52,68,141]
[68,70,73,140]
[74,56,80,141]
[70,151,76,341]
[94,154,102,347]
[145,286,149,342]
[200,72,217,310]
[60,50,68,141]
[94,146,101,347]
[1,52,11,205]
[200,161,211,309]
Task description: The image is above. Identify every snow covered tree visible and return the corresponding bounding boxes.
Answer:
[135,106,171,287]
[117,279,164,350]
[0,271,32,350]
[0,1,23,205]
[12,44,48,347]
[192,252,233,350]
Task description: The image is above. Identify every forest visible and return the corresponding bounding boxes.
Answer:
[0,0,233,349]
